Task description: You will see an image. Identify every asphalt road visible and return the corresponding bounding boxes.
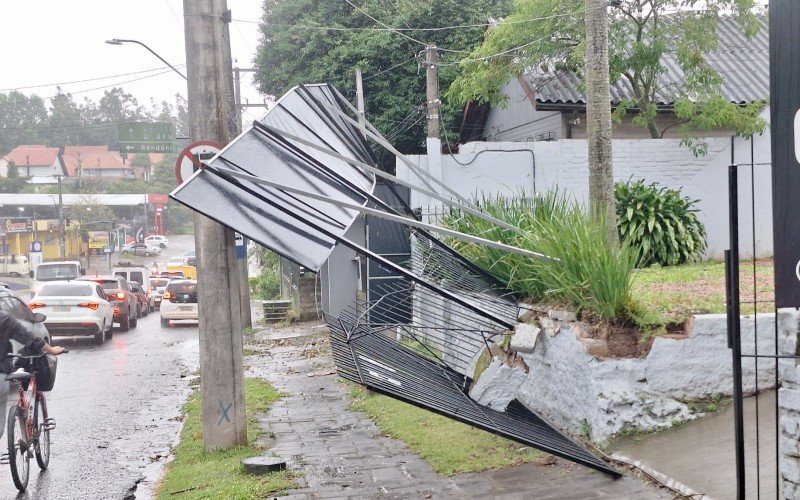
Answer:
[0,235,201,499]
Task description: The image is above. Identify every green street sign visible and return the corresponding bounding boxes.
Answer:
[118,122,176,153]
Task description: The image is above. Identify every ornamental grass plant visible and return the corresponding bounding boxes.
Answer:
[443,193,636,321]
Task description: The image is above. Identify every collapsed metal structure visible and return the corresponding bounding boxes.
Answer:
[171,83,619,477]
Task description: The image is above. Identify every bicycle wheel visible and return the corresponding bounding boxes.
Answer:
[34,393,50,470]
[7,404,30,491]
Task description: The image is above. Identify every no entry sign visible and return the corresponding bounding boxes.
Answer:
[175,141,224,184]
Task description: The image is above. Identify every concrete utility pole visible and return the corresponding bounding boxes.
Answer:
[585,0,617,247]
[183,0,246,450]
[220,13,253,330]
[355,67,366,138]
[425,45,440,140]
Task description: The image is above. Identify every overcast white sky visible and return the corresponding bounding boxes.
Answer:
[0,1,269,121]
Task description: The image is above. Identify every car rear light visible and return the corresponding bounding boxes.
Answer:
[78,302,100,310]
[116,292,125,300]
[28,302,45,310]
[113,308,120,315]
[163,291,172,300]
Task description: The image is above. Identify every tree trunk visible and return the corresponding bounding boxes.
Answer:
[585,0,618,248]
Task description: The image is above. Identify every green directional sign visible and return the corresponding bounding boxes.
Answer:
[118,122,176,154]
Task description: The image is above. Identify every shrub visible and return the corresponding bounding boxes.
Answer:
[250,248,281,300]
[615,179,707,267]
[442,193,636,320]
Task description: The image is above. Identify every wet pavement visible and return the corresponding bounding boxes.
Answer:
[0,312,199,500]
[614,391,777,499]
[0,235,200,500]
[246,324,671,499]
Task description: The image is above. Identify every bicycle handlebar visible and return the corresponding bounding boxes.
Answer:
[6,348,69,360]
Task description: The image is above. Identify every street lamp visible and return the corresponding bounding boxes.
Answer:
[105,39,187,80]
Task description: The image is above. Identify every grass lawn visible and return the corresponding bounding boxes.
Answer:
[631,258,774,327]
[348,383,541,476]
[156,378,296,499]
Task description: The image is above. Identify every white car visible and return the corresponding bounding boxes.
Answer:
[121,241,162,257]
[160,280,198,327]
[145,235,169,248]
[30,281,114,345]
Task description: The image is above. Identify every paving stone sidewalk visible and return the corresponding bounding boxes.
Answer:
[245,323,672,499]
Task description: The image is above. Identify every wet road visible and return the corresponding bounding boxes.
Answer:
[1,236,200,499]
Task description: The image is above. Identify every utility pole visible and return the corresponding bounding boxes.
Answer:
[355,67,366,138]
[183,0,246,451]
[585,0,617,247]
[57,175,65,258]
[223,28,252,330]
[425,45,440,140]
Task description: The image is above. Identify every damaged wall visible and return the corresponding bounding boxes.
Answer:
[470,312,783,443]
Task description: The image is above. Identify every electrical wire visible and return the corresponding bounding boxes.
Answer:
[362,56,419,81]
[345,0,426,47]
[0,64,187,93]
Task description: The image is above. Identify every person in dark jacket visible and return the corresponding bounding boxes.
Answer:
[1,310,66,439]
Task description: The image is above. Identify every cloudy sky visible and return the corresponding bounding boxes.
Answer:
[0,1,268,121]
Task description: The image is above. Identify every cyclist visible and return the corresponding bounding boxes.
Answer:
[0,310,66,439]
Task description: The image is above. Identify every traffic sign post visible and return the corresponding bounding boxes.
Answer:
[235,232,247,259]
[175,141,224,184]
[119,122,176,154]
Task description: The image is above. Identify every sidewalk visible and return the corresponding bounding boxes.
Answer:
[245,323,671,499]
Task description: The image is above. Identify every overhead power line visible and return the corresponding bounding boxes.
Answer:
[0,64,187,93]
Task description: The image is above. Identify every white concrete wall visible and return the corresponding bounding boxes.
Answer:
[472,312,786,443]
[399,117,772,259]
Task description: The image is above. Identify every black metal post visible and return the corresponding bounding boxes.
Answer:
[728,152,745,499]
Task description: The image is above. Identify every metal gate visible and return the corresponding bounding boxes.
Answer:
[726,136,798,499]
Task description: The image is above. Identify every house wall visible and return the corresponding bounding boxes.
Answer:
[482,79,563,142]
[566,111,737,140]
[399,112,772,259]
[19,165,58,177]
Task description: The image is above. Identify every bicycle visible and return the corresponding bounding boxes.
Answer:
[1,350,68,491]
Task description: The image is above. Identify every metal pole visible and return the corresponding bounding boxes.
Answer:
[727,138,745,499]
[57,175,66,258]
[355,67,366,138]
[183,0,246,451]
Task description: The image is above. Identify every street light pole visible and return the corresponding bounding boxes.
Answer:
[105,39,187,80]
[57,176,66,258]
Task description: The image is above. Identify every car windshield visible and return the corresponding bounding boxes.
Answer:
[38,283,93,296]
[151,279,169,288]
[36,264,78,281]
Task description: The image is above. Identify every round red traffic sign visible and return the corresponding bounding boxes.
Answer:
[174,140,224,184]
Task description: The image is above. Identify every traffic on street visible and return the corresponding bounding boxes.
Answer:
[0,236,200,499]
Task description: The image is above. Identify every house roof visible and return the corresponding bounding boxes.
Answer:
[528,15,768,108]
[2,145,61,168]
[62,145,129,177]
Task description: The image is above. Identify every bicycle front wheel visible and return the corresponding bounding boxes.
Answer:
[7,404,30,491]
[34,393,50,470]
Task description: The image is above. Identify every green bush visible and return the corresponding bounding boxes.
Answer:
[615,179,706,267]
[250,249,281,300]
[442,193,636,320]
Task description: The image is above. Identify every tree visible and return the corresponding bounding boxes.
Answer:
[6,161,19,178]
[69,196,116,227]
[0,91,48,153]
[254,0,512,163]
[447,0,766,151]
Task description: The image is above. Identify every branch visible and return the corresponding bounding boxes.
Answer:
[659,119,690,138]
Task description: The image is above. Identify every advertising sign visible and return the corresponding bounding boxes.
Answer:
[88,231,110,249]
[3,218,31,234]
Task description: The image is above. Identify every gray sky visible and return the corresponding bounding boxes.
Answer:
[0,1,269,121]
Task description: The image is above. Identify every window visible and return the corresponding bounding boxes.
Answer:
[165,282,197,303]
[130,271,144,285]
[36,264,78,281]
[38,284,93,297]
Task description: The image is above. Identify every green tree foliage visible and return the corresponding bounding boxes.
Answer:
[6,161,19,178]
[254,0,511,161]
[448,0,766,150]
[69,196,117,228]
[0,91,48,153]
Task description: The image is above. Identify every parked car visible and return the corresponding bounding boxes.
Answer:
[113,265,154,311]
[121,242,162,257]
[75,275,138,331]
[184,249,196,267]
[145,235,169,248]
[150,277,170,309]
[0,254,29,277]
[0,287,50,353]
[160,280,198,327]
[129,282,150,317]
[29,281,113,345]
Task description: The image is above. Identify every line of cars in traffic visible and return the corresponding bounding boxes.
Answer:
[15,244,199,346]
